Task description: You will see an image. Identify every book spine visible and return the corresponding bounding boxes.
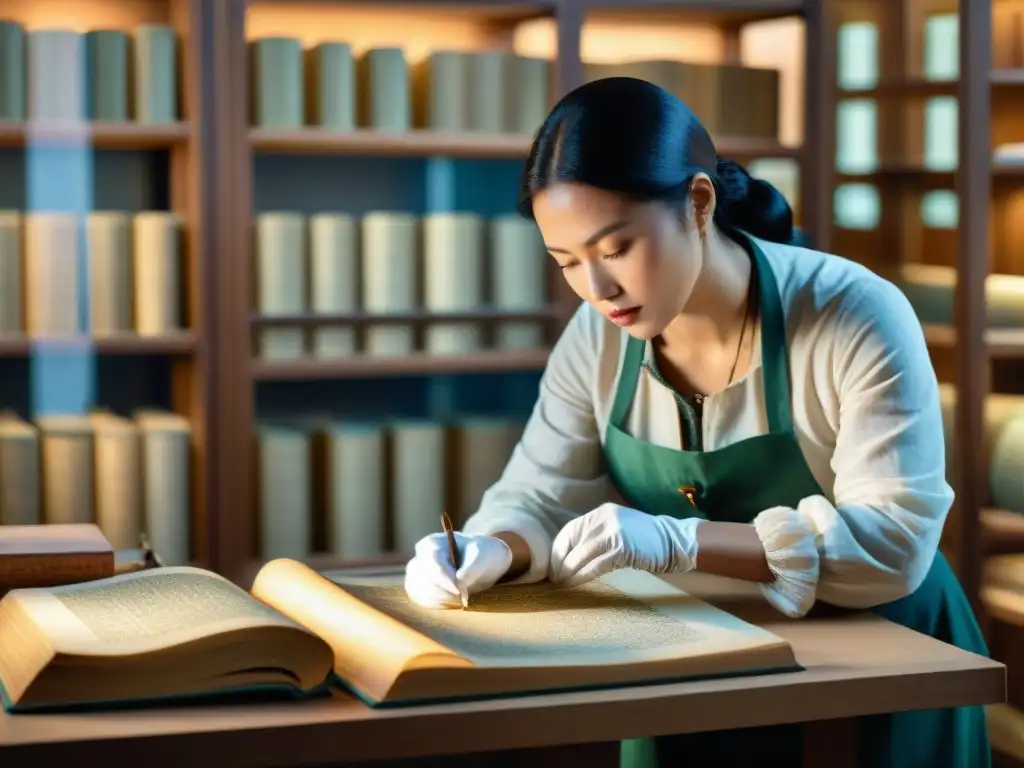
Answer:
[710,65,747,137]
[924,14,959,80]
[360,48,410,132]
[836,100,877,174]
[251,37,304,128]
[924,97,957,171]
[255,212,307,359]
[138,413,191,565]
[40,421,94,525]
[362,212,416,356]
[895,264,1024,329]
[837,22,879,90]
[746,67,780,140]
[989,413,1024,513]
[390,422,445,553]
[258,425,312,560]
[0,419,41,526]
[453,419,521,525]
[86,212,133,335]
[132,24,178,124]
[468,51,509,132]
[687,63,720,135]
[85,30,129,122]
[133,212,181,336]
[309,213,358,358]
[0,20,26,122]
[423,212,483,355]
[490,215,546,349]
[28,29,84,122]
[91,417,142,550]
[25,213,80,338]
[509,55,549,134]
[307,42,355,130]
[326,424,386,559]
[0,211,21,336]
[420,51,469,131]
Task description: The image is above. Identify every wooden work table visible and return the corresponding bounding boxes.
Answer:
[0,570,1006,768]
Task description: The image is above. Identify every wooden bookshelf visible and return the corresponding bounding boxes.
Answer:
[0,0,828,585]
[0,0,220,573]
[824,3,1024,753]
[0,334,198,357]
[248,127,800,160]
[922,324,1024,358]
[249,128,535,158]
[251,349,553,381]
[192,0,829,582]
[823,0,1024,606]
[579,0,805,24]
[249,307,566,327]
[0,122,190,149]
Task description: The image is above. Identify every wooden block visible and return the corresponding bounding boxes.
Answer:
[0,523,114,591]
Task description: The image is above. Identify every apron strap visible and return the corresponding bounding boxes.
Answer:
[609,335,647,430]
[744,233,794,436]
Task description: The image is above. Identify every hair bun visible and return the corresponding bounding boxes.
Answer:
[713,156,795,245]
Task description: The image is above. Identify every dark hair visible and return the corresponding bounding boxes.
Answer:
[518,77,799,246]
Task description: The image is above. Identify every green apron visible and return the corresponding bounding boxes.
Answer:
[605,234,991,768]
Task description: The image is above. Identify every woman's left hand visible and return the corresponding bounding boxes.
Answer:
[548,502,702,588]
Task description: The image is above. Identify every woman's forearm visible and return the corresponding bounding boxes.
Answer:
[492,521,775,584]
[694,521,775,583]
[493,531,531,581]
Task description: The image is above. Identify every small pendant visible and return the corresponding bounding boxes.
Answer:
[678,486,697,506]
[694,393,705,404]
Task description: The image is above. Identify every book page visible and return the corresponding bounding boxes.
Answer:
[328,568,787,668]
[13,567,301,656]
[252,559,469,696]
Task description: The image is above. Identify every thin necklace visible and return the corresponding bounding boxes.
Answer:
[695,271,756,403]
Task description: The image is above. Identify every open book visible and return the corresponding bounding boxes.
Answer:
[0,559,800,712]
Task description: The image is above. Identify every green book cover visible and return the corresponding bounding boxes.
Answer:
[306,42,354,130]
[251,37,303,128]
[86,30,129,121]
[0,20,25,122]
[132,24,177,123]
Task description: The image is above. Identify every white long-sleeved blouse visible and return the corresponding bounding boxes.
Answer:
[462,235,953,613]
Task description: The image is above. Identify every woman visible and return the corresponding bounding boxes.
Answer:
[403,77,990,767]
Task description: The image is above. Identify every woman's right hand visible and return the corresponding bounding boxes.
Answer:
[404,531,513,609]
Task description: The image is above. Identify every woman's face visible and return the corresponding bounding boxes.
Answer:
[531,181,703,339]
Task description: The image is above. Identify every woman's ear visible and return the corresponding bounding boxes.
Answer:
[689,172,716,242]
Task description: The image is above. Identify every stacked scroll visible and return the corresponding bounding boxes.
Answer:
[0,411,192,564]
[0,210,185,340]
[938,385,1024,516]
[0,18,178,123]
[248,37,549,134]
[253,211,548,359]
[583,59,780,140]
[889,263,1024,514]
[256,417,524,562]
[893,263,1024,329]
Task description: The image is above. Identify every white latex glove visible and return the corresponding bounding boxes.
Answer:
[404,531,513,610]
[548,502,702,588]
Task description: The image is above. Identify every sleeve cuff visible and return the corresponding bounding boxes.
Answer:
[461,510,554,585]
[752,505,821,618]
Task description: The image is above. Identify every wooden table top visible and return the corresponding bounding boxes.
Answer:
[0,571,1006,767]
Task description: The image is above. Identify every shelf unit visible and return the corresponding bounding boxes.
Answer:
[0,0,828,586]
[822,0,1024,615]
[0,0,222,569]
[204,0,828,584]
